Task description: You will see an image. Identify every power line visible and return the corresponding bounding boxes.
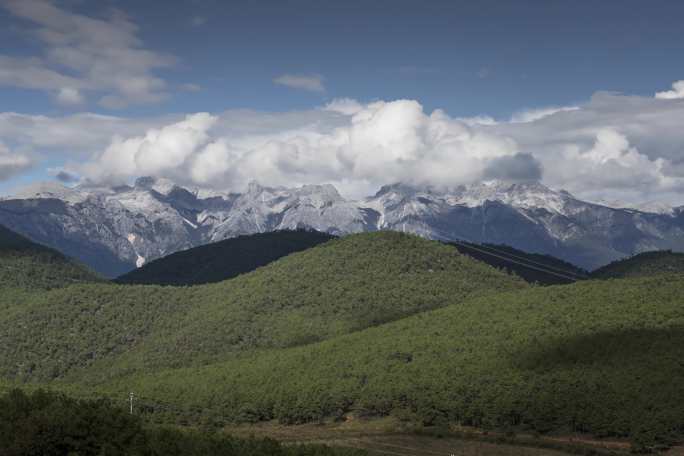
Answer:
[450,241,585,282]
[411,224,588,280]
[452,241,588,279]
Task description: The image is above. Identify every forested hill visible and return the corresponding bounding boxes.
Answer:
[117,227,588,288]
[116,230,335,286]
[3,228,684,450]
[591,250,684,279]
[0,224,100,289]
[110,273,684,451]
[449,240,588,285]
[0,232,526,382]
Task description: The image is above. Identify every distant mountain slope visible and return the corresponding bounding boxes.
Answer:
[109,273,684,449]
[449,241,588,285]
[0,232,526,382]
[591,250,684,279]
[116,230,335,286]
[2,177,684,275]
[0,224,100,290]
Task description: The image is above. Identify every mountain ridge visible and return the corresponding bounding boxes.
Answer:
[1,177,683,275]
[116,229,336,286]
[591,250,684,279]
[0,223,101,289]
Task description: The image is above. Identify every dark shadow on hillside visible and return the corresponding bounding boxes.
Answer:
[515,326,684,370]
[508,327,684,445]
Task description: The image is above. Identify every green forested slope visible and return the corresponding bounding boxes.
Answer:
[2,229,684,448]
[116,230,335,286]
[102,274,684,448]
[0,224,100,289]
[591,250,684,279]
[0,232,526,382]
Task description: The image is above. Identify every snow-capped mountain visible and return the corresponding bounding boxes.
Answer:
[592,198,677,216]
[1,177,683,276]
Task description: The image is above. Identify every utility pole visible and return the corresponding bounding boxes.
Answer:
[129,392,135,415]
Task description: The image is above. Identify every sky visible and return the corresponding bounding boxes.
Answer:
[1,0,684,205]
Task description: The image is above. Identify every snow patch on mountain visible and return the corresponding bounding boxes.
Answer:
[2,176,684,275]
[8,181,89,204]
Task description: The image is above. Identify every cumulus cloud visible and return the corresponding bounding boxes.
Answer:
[3,84,684,205]
[0,0,175,108]
[77,92,684,204]
[655,80,684,99]
[553,129,667,191]
[82,113,217,183]
[273,74,325,93]
[77,100,517,195]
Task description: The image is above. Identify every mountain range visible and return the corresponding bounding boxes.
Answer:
[1,176,683,276]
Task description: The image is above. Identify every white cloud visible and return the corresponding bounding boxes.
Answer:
[77,100,517,195]
[273,74,325,93]
[82,113,216,183]
[191,140,233,183]
[655,80,684,100]
[0,111,169,152]
[76,93,684,204]
[54,87,84,106]
[455,115,498,126]
[0,55,82,90]
[323,98,364,115]
[0,142,32,181]
[550,129,667,193]
[3,85,684,205]
[510,106,579,123]
[0,0,175,108]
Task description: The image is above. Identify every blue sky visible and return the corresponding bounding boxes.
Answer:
[3,0,684,117]
[2,0,684,204]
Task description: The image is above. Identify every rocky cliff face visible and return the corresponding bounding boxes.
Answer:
[2,177,682,276]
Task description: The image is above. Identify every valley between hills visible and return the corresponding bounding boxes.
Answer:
[2,225,684,455]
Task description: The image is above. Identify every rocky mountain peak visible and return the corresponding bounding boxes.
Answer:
[134,176,178,195]
[374,182,423,198]
[295,184,344,206]
[8,181,88,204]
[2,176,684,275]
[246,181,268,195]
[449,179,571,214]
